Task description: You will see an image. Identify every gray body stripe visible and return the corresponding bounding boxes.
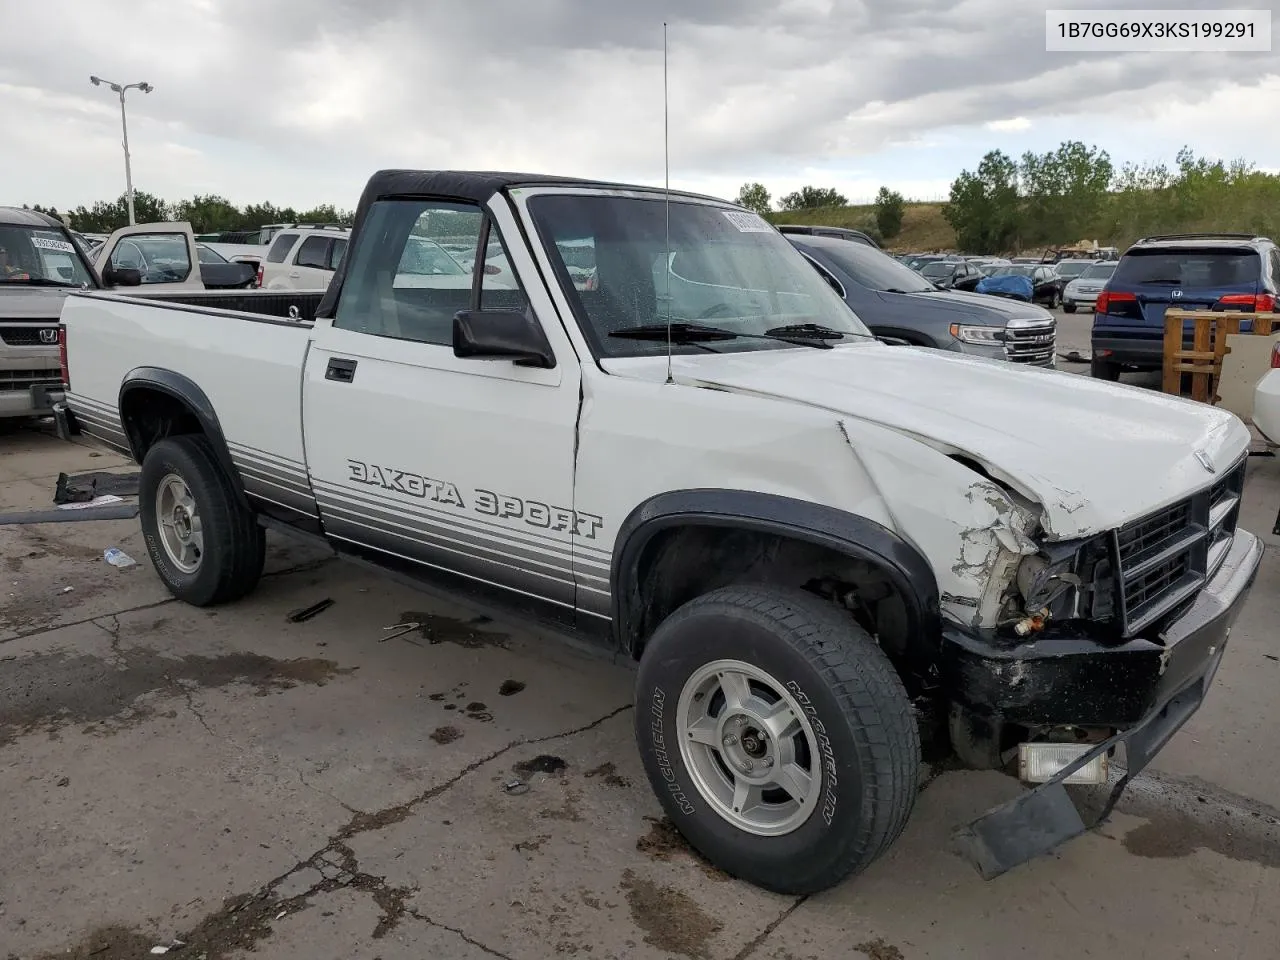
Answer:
[318,498,576,582]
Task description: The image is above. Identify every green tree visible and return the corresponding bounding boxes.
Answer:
[65,191,169,232]
[873,187,905,239]
[1018,141,1113,246]
[296,203,353,226]
[778,186,848,211]
[734,182,772,215]
[942,150,1020,254]
[169,194,244,233]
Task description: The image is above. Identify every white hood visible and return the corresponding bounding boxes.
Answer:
[606,343,1249,539]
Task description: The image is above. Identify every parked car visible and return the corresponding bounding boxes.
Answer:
[916,257,987,290]
[1049,259,1098,298]
[1062,260,1118,313]
[56,169,1261,895]
[973,263,1062,307]
[787,235,1056,365]
[0,207,101,422]
[94,223,258,291]
[775,224,881,249]
[904,253,962,272]
[257,225,351,290]
[1253,342,1280,447]
[1091,233,1279,381]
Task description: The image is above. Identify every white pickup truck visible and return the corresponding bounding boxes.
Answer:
[54,170,1263,893]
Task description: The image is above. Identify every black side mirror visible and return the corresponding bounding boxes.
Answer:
[453,309,556,368]
[103,265,142,287]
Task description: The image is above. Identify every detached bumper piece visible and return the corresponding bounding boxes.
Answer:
[947,529,1263,879]
[52,400,80,442]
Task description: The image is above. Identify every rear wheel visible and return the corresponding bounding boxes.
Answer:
[634,585,920,895]
[1090,356,1121,381]
[139,435,265,606]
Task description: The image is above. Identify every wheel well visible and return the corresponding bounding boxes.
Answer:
[119,386,205,461]
[625,525,915,667]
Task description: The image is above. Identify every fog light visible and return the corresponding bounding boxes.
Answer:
[1018,742,1108,785]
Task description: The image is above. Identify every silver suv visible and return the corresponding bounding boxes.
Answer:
[0,208,99,421]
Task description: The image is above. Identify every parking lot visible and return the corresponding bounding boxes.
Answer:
[3,330,1280,959]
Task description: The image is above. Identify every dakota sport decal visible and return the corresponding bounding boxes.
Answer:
[346,459,603,539]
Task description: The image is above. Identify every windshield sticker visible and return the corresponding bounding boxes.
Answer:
[722,211,772,233]
[31,236,76,253]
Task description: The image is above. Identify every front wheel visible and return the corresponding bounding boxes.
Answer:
[139,435,265,606]
[633,585,920,895]
[1063,301,1077,314]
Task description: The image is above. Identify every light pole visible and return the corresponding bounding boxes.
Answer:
[89,75,154,225]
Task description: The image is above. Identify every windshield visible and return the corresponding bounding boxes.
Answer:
[1055,261,1092,278]
[1079,262,1116,281]
[0,225,96,286]
[527,194,873,357]
[819,242,937,293]
[196,244,228,264]
[1111,249,1259,287]
[993,265,1035,278]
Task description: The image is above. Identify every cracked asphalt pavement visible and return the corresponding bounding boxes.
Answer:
[3,422,1280,960]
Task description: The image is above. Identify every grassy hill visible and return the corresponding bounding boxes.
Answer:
[765,204,954,253]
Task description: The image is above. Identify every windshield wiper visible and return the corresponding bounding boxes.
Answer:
[763,322,859,340]
[0,276,81,287]
[609,321,834,350]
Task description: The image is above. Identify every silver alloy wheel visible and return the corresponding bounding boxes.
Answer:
[155,472,204,574]
[676,658,821,837]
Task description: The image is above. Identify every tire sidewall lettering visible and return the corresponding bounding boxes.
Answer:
[649,685,696,816]
[785,679,839,826]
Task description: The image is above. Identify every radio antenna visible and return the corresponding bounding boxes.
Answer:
[662,20,674,385]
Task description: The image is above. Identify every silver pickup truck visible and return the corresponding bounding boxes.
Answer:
[0,208,98,422]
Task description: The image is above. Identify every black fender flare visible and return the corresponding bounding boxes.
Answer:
[118,367,249,509]
[610,488,941,664]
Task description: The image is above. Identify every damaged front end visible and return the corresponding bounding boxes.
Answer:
[939,461,1263,879]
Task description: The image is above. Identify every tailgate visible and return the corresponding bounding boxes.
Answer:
[1110,247,1262,331]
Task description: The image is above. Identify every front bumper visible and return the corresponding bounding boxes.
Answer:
[0,382,63,419]
[949,528,1263,878]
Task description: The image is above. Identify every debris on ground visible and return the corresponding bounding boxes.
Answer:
[1059,349,1090,363]
[57,494,125,510]
[149,937,186,954]
[103,547,137,568]
[54,469,141,504]
[514,754,567,777]
[0,503,140,525]
[504,779,530,795]
[498,679,526,696]
[429,726,461,745]
[379,621,422,646]
[286,599,334,623]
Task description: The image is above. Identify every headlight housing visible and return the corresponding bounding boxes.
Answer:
[950,323,1004,345]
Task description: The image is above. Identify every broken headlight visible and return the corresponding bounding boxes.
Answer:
[1009,534,1115,634]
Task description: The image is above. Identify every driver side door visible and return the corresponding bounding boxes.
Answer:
[94,222,205,291]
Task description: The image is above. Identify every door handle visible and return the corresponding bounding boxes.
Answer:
[325,357,357,383]
[289,272,300,279]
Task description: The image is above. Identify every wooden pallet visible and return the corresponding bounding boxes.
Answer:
[1162,310,1279,402]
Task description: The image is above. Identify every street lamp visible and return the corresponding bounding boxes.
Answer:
[89,75,154,225]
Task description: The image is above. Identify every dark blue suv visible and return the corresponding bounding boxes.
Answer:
[1091,233,1279,380]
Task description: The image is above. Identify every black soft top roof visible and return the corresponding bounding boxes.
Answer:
[354,169,724,208]
[316,169,731,318]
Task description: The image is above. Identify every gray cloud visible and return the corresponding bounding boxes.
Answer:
[3,0,1276,207]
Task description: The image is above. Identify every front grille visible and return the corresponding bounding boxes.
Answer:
[1003,318,1056,366]
[0,326,58,346]
[1109,456,1246,635]
[0,368,61,392]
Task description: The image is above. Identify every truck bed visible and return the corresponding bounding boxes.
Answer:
[61,291,318,516]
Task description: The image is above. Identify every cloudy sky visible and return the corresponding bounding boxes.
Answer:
[1,0,1276,213]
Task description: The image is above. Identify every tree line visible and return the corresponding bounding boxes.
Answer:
[21,193,355,235]
[733,143,1280,254]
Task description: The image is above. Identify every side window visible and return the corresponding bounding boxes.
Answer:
[295,235,331,269]
[266,233,295,263]
[334,199,527,346]
[111,233,191,283]
[328,238,348,270]
[1269,249,1280,285]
